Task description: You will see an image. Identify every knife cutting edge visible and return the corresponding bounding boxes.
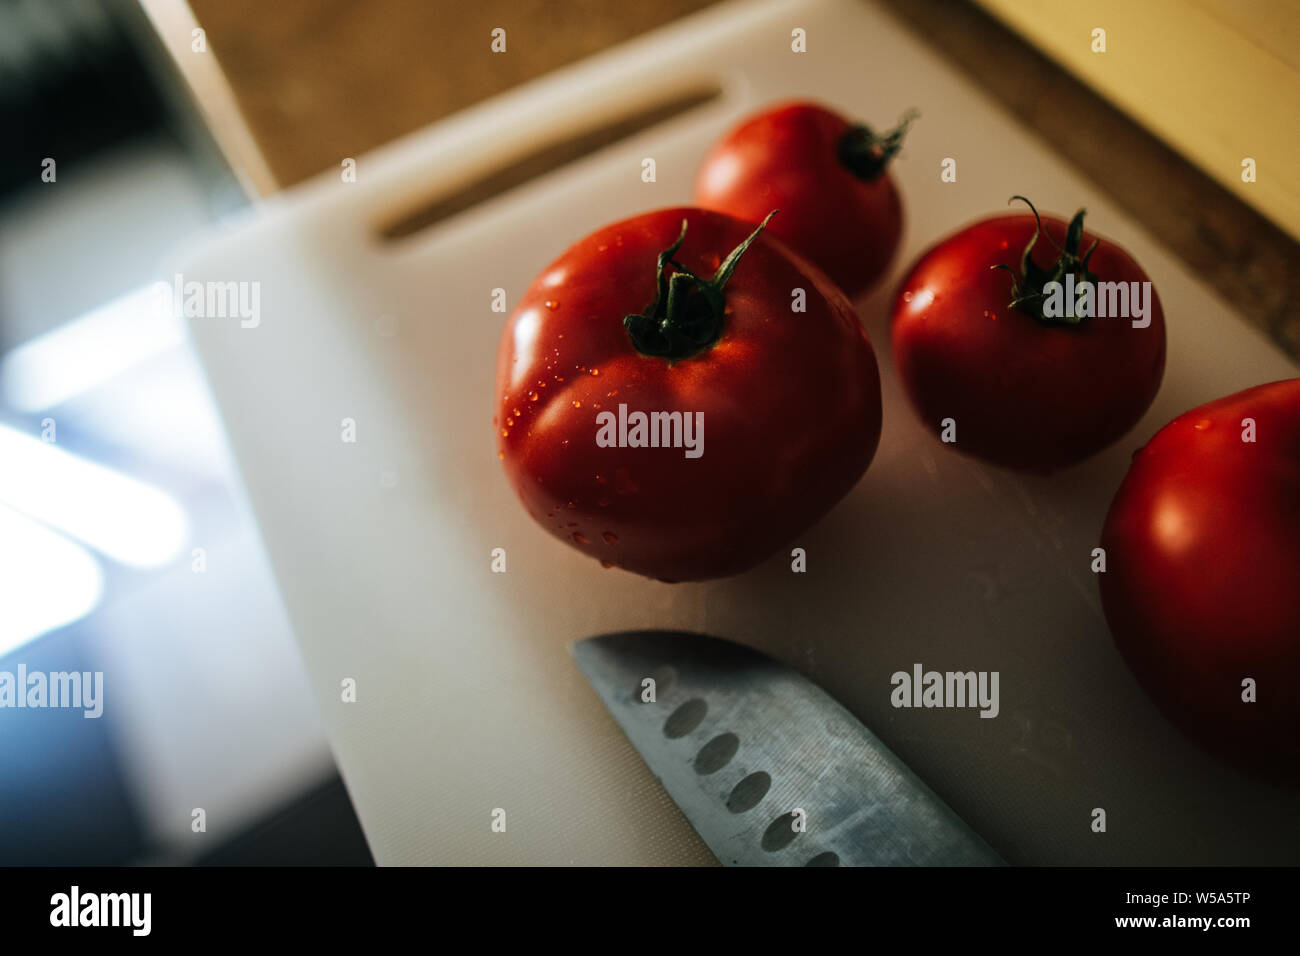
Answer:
[572,630,1004,867]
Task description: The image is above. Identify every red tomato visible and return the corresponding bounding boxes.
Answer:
[495,207,882,582]
[891,200,1166,473]
[693,100,911,299]
[1099,379,1300,774]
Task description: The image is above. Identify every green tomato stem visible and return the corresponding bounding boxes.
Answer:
[623,210,777,361]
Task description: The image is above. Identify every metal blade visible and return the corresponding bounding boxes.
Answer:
[573,630,1003,867]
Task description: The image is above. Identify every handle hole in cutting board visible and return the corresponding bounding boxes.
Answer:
[375,81,723,242]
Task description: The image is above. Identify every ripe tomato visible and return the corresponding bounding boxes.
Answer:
[693,100,913,299]
[495,207,882,582]
[1099,379,1300,774]
[891,199,1166,473]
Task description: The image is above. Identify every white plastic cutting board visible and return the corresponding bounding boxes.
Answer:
[180,0,1300,865]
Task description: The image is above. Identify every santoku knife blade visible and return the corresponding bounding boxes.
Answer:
[573,630,1003,867]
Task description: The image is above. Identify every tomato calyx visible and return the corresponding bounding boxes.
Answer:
[623,210,777,362]
[836,108,919,181]
[992,195,1100,325]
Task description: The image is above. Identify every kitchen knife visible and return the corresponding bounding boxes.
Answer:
[572,630,1004,866]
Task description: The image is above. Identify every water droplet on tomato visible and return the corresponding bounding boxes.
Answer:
[572,400,582,408]
[500,428,509,437]
[528,391,539,401]
[1194,418,1213,431]
[594,474,607,484]
[600,560,614,569]
[497,450,504,460]
[597,497,611,507]
[572,532,589,545]
[602,532,618,545]
[544,300,559,310]
[590,368,600,376]
[902,291,913,302]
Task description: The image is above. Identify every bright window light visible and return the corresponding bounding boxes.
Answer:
[0,504,104,657]
[0,425,188,568]
[0,283,183,412]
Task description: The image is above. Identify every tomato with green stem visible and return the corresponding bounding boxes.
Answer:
[694,100,915,299]
[495,207,882,582]
[891,197,1166,473]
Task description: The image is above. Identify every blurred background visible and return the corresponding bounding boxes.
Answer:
[0,0,364,864]
[1,0,1296,865]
